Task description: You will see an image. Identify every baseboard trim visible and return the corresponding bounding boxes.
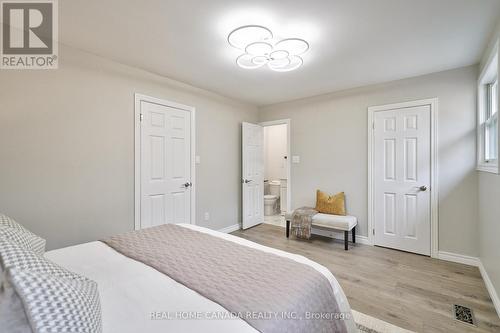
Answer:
[218,224,240,234]
[478,261,500,318]
[354,235,371,246]
[436,251,480,267]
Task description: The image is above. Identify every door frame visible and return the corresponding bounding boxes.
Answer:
[259,119,292,213]
[367,98,439,258]
[134,93,196,230]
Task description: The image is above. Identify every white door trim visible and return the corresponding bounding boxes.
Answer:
[134,93,196,230]
[260,119,292,213]
[367,98,439,258]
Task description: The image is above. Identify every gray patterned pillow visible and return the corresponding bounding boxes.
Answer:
[5,268,102,333]
[0,213,46,255]
[0,237,85,281]
[0,237,102,333]
[0,274,32,333]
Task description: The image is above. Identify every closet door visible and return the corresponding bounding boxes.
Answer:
[139,99,192,229]
[373,105,431,255]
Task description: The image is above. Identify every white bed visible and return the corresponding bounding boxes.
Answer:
[45,224,356,333]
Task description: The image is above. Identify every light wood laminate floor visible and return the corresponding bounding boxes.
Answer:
[231,224,500,333]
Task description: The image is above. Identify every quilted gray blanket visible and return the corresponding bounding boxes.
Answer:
[103,224,348,333]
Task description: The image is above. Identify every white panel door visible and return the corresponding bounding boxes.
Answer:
[242,122,264,229]
[140,101,191,229]
[374,106,431,255]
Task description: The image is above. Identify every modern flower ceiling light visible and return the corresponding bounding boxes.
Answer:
[228,25,309,72]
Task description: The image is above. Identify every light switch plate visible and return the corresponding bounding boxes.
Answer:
[195,156,201,164]
[292,156,300,164]
[204,212,210,221]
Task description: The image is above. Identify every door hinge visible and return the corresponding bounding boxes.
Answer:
[372,229,375,235]
[139,113,144,121]
[372,122,375,130]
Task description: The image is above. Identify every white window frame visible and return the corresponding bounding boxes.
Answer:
[477,41,499,174]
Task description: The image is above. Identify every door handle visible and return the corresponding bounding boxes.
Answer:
[419,186,427,192]
[243,179,252,184]
[183,182,192,188]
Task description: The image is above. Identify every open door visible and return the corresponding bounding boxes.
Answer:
[242,122,264,229]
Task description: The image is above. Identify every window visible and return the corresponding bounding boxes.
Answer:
[478,44,499,173]
[485,80,498,162]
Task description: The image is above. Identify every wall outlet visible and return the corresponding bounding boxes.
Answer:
[195,155,201,164]
[204,212,210,221]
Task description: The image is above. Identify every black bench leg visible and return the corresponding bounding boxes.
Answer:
[286,220,290,238]
[352,227,356,244]
[344,231,348,250]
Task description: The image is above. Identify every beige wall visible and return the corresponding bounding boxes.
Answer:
[259,66,479,256]
[478,22,500,310]
[478,173,500,304]
[0,44,258,250]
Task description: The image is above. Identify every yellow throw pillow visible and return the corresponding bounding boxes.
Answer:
[315,190,346,216]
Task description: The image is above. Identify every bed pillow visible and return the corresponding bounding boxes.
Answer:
[0,236,85,280]
[315,190,346,216]
[0,274,31,333]
[4,268,102,333]
[0,237,102,333]
[0,213,46,255]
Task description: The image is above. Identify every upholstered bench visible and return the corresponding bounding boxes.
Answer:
[285,212,358,250]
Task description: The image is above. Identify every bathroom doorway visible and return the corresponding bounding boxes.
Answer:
[261,119,291,228]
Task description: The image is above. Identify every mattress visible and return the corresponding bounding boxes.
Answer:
[45,224,356,333]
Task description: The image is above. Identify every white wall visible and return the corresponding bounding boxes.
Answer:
[264,124,288,181]
[259,66,479,256]
[478,21,500,313]
[0,44,258,250]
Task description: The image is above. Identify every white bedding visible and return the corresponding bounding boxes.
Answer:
[45,224,356,333]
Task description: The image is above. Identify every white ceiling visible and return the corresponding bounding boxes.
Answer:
[60,0,500,106]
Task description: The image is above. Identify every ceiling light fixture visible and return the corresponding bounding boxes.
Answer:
[227,25,309,72]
